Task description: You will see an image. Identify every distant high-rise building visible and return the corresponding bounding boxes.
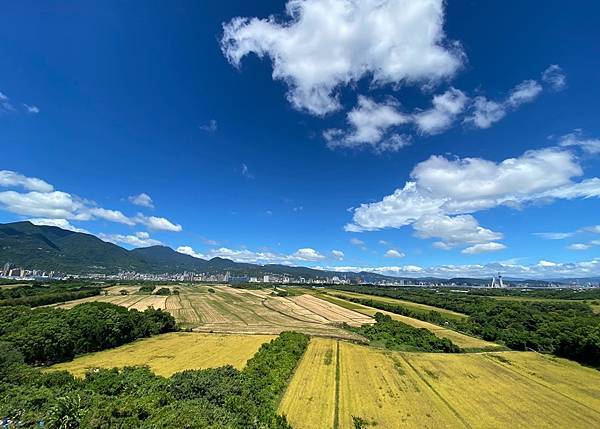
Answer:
[2,262,10,276]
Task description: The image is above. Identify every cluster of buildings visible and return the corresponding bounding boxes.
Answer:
[3,261,597,288]
[1,262,62,280]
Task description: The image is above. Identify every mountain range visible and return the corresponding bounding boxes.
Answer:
[0,221,394,281]
[0,222,593,285]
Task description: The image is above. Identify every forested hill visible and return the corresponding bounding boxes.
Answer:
[0,221,395,281]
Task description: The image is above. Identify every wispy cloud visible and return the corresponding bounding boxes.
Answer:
[199,119,218,132]
[241,163,255,179]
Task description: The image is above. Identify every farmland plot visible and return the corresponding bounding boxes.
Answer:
[289,294,374,327]
[281,339,600,428]
[403,351,600,428]
[278,338,337,429]
[338,342,462,428]
[49,332,274,377]
[54,285,373,340]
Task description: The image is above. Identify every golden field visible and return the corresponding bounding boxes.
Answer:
[49,332,274,377]
[54,285,371,340]
[280,339,600,428]
[278,338,338,429]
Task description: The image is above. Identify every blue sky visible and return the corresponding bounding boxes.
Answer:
[1,0,599,278]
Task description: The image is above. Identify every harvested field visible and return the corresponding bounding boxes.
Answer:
[127,295,168,310]
[58,285,373,340]
[329,289,468,320]
[289,294,374,327]
[49,332,274,377]
[281,340,600,428]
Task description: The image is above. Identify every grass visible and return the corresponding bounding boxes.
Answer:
[48,332,275,377]
[281,339,600,428]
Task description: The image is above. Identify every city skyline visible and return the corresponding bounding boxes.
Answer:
[1,0,599,279]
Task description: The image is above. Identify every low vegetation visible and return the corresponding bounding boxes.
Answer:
[351,313,459,353]
[1,331,308,428]
[0,302,176,365]
[0,282,101,307]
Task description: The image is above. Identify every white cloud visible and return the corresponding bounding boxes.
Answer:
[465,77,545,129]
[413,214,503,247]
[0,170,182,232]
[582,225,600,234]
[199,119,218,132]
[559,129,600,155]
[0,190,85,219]
[464,97,505,129]
[414,88,468,135]
[568,243,592,251]
[177,246,207,259]
[0,91,15,112]
[291,248,326,261]
[385,249,405,258]
[461,242,506,254]
[221,0,463,115]
[128,193,154,208]
[23,103,40,114]
[331,250,345,261]
[0,170,54,192]
[506,80,543,107]
[186,246,327,265]
[346,144,600,250]
[350,237,365,246]
[324,96,410,151]
[90,208,135,226]
[135,214,182,232]
[533,232,574,240]
[322,258,600,279]
[99,232,162,248]
[542,65,566,91]
[241,163,254,179]
[29,218,89,233]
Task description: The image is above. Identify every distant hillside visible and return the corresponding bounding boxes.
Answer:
[0,221,396,280]
[0,222,582,284]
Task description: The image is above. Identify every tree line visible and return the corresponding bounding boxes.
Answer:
[0,282,101,307]
[0,302,176,365]
[1,330,308,428]
[351,312,459,353]
[333,286,600,367]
